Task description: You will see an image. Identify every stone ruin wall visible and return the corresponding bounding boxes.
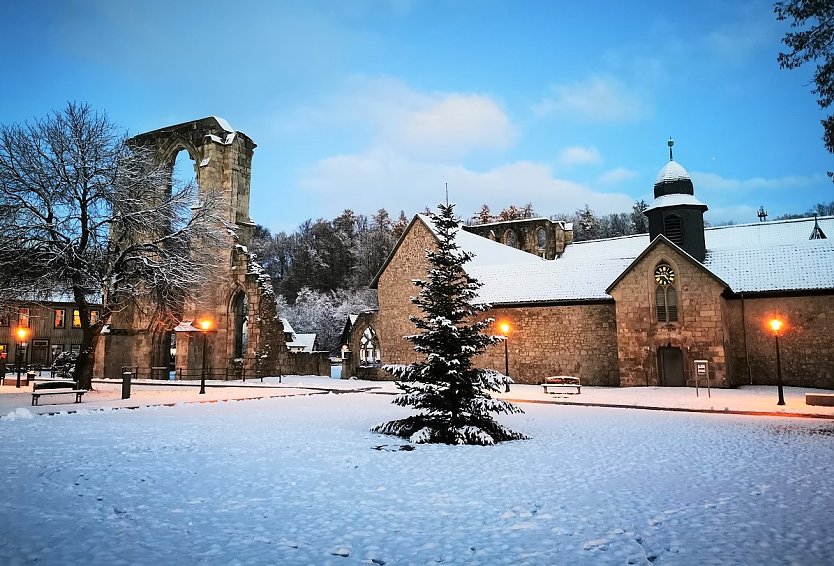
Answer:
[94,117,284,379]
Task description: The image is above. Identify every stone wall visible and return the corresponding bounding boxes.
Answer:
[463,218,573,259]
[286,351,331,376]
[376,219,435,367]
[724,294,834,389]
[609,240,729,387]
[373,217,618,385]
[94,117,285,379]
[476,304,619,385]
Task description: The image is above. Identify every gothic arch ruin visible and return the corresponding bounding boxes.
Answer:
[94,116,285,379]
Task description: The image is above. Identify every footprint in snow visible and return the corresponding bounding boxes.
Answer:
[330,546,351,557]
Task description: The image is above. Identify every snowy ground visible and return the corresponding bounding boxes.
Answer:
[1,382,833,565]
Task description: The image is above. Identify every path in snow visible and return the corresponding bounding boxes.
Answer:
[0,393,832,564]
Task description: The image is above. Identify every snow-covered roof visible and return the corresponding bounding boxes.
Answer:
[211,116,234,133]
[645,193,707,212]
[287,333,316,352]
[279,318,295,335]
[418,214,544,269]
[463,216,834,305]
[654,160,690,184]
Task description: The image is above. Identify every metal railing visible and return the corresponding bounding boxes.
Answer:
[119,358,268,382]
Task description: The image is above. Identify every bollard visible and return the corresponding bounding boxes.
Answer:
[121,371,132,400]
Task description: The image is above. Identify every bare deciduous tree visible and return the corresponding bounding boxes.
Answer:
[0,102,224,389]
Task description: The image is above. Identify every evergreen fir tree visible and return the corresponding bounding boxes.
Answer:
[372,202,527,445]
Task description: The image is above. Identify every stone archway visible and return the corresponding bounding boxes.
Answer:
[94,117,286,379]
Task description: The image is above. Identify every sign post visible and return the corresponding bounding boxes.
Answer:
[694,360,710,398]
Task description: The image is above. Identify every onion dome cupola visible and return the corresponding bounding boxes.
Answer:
[644,139,708,262]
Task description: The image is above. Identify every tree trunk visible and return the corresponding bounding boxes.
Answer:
[75,326,98,390]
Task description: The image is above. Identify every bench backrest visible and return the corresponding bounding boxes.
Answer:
[33,381,78,391]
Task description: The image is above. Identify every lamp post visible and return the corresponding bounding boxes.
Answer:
[769,319,785,406]
[197,318,214,395]
[500,322,510,392]
[15,326,30,388]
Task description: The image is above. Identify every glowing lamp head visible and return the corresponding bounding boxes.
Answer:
[198,319,213,332]
[769,319,783,334]
[499,322,510,336]
[15,327,29,341]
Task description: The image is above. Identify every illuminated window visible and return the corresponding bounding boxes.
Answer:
[54,309,66,328]
[72,310,81,328]
[18,308,29,328]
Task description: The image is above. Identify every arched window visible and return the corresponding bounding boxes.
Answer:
[359,326,380,365]
[663,214,683,245]
[654,263,678,323]
[536,227,547,250]
[231,291,249,358]
[504,229,519,248]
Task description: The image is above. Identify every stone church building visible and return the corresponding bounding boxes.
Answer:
[350,149,834,389]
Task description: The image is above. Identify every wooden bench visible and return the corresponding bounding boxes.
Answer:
[31,381,88,406]
[806,393,834,407]
[541,376,581,395]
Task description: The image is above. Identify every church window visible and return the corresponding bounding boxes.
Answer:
[359,326,380,365]
[536,227,547,250]
[654,263,679,323]
[663,215,683,245]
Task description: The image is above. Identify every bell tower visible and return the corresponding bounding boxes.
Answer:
[644,139,708,261]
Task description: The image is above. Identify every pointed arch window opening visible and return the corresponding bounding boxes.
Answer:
[655,263,679,324]
[504,229,519,249]
[232,292,249,359]
[360,326,381,366]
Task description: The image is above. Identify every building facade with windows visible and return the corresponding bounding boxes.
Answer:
[355,149,834,389]
[0,298,100,369]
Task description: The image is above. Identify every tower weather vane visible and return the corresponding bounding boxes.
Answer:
[668,137,674,161]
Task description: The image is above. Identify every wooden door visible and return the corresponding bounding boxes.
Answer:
[658,347,685,387]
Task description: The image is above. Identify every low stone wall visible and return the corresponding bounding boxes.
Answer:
[286,351,331,377]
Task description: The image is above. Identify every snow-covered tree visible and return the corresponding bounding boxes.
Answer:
[0,103,224,389]
[372,202,526,445]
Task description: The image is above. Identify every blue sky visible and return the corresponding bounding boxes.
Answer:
[1,0,831,232]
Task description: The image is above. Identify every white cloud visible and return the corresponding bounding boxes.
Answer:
[691,171,826,192]
[557,146,602,167]
[393,94,516,156]
[299,149,634,219]
[281,76,517,159]
[598,167,638,185]
[534,75,649,122]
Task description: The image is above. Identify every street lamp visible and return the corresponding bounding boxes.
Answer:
[196,318,214,395]
[500,322,510,392]
[769,319,785,406]
[14,326,30,388]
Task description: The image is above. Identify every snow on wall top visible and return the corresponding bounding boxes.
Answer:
[210,116,234,133]
[654,160,690,184]
[462,216,834,304]
[645,193,707,212]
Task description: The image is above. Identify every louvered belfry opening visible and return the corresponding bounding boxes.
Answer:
[664,214,683,245]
